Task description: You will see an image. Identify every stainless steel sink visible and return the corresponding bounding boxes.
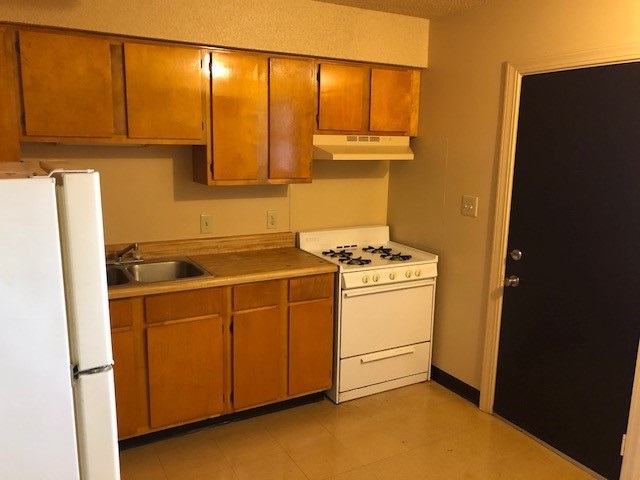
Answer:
[106,266,131,286]
[126,259,211,283]
[106,257,212,286]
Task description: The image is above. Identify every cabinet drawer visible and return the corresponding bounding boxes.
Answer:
[109,297,142,329]
[339,342,430,392]
[145,287,224,324]
[289,274,334,302]
[233,280,281,311]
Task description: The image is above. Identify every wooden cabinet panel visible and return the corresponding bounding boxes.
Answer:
[289,274,334,302]
[109,297,148,440]
[124,43,204,140]
[111,330,140,438]
[232,307,281,410]
[147,315,224,428]
[18,30,114,138]
[0,27,20,162]
[289,299,334,396]
[145,287,224,324]
[109,297,135,329]
[318,63,366,131]
[369,68,413,133]
[211,51,268,180]
[233,280,281,311]
[269,57,315,180]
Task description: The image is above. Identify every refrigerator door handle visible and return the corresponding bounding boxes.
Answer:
[73,364,113,379]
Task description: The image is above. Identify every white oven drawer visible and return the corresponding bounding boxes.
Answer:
[339,342,431,392]
[340,281,434,358]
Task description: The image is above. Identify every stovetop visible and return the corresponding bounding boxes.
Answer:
[297,226,438,272]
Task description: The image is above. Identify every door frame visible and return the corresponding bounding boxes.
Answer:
[479,43,640,479]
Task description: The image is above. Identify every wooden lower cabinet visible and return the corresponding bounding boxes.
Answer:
[109,273,335,439]
[232,307,282,410]
[289,299,334,396]
[147,314,224,428]
[109,297,148,439]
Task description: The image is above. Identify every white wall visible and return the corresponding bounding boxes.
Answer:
[0,0,428,67]
[388,0,640,388]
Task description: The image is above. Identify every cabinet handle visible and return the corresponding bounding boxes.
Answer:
[360,346,416,364]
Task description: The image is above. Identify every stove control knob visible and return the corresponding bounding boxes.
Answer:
[415,269,422,277]
[362,275,370,284]
[372,274,380,283]
[389,272,396,280]
[405,270,412,278]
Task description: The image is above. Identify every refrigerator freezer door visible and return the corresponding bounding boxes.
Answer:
[0,177,80,479]
[55,171,113,371]
[74,369,121,479]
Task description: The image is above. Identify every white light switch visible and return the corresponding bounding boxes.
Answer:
[461,195,478,218]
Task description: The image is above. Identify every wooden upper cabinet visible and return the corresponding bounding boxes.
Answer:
[317,63,366,131]
[124,43,205,141]
[211,51,268,181]
[369,68,413,133]
[269,57,315,181]
[18,30,115,138]
[317,62,420,136]
[0,27,20,162]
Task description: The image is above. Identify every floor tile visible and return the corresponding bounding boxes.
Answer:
[233,452,307,480]
[118,382,598,480]
[286,435,363,479]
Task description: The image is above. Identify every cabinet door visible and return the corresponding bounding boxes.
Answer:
[124,43,204,140]
[211,51,268,180]
[317,63,366,131]
[0,27,20,162]
[147,315,224,428]
[109,297,148,439]
[110,331,139,438]
[233,307,281,409]
[18,30,114,138]
[269,57,315,181]
[369,68,413,133]
[289,299,334,396]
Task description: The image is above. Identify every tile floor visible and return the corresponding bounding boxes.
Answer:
[119,382,596,480]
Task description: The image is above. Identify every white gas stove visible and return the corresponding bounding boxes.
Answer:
[298,225,438,403]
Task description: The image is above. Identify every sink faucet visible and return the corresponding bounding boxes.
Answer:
[111,243,141,263]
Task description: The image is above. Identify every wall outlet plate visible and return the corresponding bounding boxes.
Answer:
[461,195,479,218]
[267,210,279,229]
[200,214,212,233]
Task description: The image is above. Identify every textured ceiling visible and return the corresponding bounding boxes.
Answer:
[313,0,486,18]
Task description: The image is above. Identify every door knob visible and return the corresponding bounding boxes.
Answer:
[504,275,520,287]
[509,249,523,261]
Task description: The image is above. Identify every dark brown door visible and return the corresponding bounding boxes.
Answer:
[495,62,640,479]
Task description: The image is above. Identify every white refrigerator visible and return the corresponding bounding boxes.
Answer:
[0,170,120,479]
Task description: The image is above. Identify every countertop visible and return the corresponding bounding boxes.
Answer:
[108,246,337,300]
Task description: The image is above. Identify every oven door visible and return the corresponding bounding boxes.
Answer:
[340,279,434,358]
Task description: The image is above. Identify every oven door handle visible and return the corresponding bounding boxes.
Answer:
[360,346,417,364]
[343,280,433,298]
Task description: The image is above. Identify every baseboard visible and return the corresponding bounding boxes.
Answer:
[431,365,480,406]
[119,392,325,450]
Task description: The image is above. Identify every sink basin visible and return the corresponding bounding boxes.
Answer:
[125,258,212,283]
[106,266,130,287]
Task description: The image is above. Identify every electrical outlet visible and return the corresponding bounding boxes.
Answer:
[267,211,279,229]
[461,195,479,218]
[200,214,212,234]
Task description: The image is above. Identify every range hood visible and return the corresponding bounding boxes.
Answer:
[313,135,414,161]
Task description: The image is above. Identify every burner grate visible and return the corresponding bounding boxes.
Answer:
[362,246,392,255]
[322,249,353,258]
[339,256,372,266]
[381,252,412,261]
